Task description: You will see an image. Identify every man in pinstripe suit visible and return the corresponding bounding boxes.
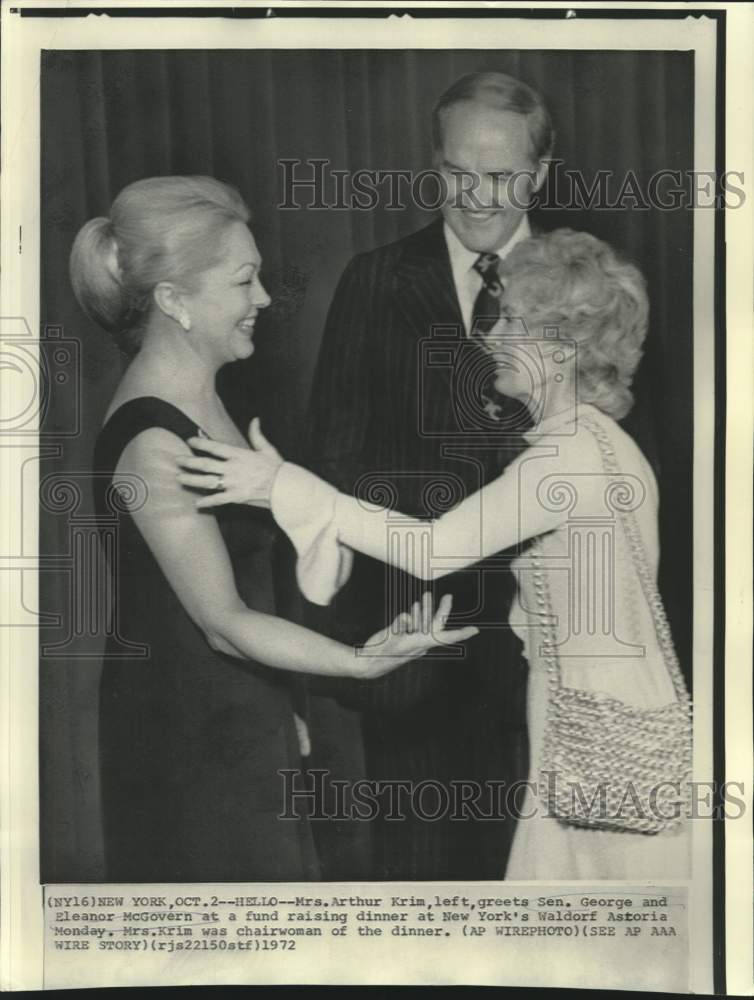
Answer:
[305,72,553,880]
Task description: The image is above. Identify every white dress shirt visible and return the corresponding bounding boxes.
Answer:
[443,215,531,335]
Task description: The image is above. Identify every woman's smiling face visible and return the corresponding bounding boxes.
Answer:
[182,221,271,365]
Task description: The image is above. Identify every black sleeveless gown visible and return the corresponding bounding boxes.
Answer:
[93,396,319,881]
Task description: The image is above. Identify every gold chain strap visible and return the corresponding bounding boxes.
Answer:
[533,412,692,834]
[532,413,691,716]
[579,414,691,711]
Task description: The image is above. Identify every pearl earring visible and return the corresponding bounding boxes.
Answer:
[179,315,191,332]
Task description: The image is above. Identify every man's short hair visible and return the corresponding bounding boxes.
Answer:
[432,71,555,162]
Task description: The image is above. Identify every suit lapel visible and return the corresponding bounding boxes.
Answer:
[390,217,529,469]
[391,221,464,445]
[393,218,464,340]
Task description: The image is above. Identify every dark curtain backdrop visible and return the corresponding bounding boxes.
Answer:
[40,49,694,881]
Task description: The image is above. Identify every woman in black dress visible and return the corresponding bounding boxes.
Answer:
[70,176,475,882]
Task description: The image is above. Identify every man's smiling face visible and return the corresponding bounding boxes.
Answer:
[437,102,546,253]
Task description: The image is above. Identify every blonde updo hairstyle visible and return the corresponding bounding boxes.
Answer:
[69,176,250,355]
[498,228,649,420]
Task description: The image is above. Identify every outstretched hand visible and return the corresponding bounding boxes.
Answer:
[352,593,479,679]
[176,418,283,509]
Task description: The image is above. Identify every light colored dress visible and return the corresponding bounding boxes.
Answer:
[271,402,691,880]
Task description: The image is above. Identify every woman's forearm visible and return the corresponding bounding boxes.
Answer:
[334,491,495,581]
[205,602,357,677]
[136,438,472,678]
[335,495,440,580]
[271,463,450,585]
[201,595,472,683]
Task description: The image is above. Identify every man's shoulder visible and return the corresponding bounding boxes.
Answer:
[348,217,446,272]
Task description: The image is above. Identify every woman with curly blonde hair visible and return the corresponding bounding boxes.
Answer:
[180,228,691,880]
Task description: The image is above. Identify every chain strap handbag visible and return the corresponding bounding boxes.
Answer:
[534,413,693,834]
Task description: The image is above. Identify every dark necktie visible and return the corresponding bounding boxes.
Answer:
[470,252,503,339]
[469,250,516,428]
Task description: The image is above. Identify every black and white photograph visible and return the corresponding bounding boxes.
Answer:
[1,1,750,993]
[40,42,698,884]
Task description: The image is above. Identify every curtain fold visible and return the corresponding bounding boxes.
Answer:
[40,48,694,881]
